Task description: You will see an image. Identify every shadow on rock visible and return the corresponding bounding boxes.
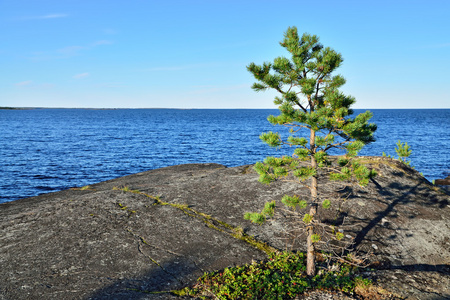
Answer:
[352,179,422,249]
[88,258,194,300]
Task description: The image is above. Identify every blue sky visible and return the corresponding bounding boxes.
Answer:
[1,0,449,109]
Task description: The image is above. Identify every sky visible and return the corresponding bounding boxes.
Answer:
[1,0,449,109]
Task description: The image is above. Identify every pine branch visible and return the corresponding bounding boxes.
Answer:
[294,100,308,112]
[323,140,350,152]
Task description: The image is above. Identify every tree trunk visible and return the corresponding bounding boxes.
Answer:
[307,127,318,276]
[306,222,316,276]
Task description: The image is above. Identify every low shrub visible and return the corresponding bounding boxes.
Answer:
[189,251,370,299]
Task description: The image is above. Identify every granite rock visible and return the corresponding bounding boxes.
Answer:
[0,158,449,299]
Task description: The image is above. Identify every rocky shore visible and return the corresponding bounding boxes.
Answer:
[1,157,449,299]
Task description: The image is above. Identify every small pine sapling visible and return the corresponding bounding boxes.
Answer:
[395,140,412,166]
[245,26,377,276]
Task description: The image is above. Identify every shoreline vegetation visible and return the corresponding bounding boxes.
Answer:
[0,106,23,110]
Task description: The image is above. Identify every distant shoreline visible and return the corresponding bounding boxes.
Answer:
[0,107,24,110]
[1,107,449,110]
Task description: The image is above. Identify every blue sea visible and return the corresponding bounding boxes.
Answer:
[0,109,449,203]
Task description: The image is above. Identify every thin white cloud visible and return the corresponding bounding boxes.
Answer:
[38,14,68,19]
[15,80,32,86]
[57,45,85,57]
[30,39,112,60]
[73,73,89,79]
[18,14,68,20]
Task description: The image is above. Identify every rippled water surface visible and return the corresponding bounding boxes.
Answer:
[1,109,448,203]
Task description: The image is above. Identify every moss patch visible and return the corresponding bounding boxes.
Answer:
[114,186,277,255]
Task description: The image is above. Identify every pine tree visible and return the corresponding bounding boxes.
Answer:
[245,26,377,276]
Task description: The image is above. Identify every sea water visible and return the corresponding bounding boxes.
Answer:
[0,108,448,203]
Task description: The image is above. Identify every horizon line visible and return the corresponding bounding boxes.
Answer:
[2,106,449,110]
